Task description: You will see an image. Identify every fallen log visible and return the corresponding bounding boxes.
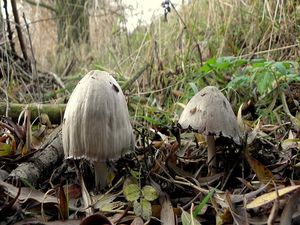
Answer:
[0,102,66,124]
[7,126,64,186]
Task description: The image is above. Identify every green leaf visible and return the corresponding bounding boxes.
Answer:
[227,75,250,89]
[181,209,201,225]
[272,62,287,75]
[189,82,199,95]
[140,199,152,220]
[123,184,141,202]
[254,71,274,95]
[133,200,142,217]
[199,58,216,73]
[0,142,12,156]
[138,116,160,125]
[193,186,216,217]
[142,185,159,201]
[133,199,152,221]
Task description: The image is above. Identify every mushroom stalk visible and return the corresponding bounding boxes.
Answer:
[94,161,109,190]
[207,135,216,175]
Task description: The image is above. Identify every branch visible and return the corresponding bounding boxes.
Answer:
[11,0,29,64]
[7,127,64,186]
[3,0,17,57]
[0,102,66,124]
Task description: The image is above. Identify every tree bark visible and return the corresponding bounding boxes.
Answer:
[7,126,64,186]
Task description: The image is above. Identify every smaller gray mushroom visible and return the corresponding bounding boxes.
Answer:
[178,86,241,175]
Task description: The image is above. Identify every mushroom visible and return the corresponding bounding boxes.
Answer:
[62,70,135,189]
[178,86,241,175]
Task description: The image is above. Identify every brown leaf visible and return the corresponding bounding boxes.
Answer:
[59,185,68,220]
[280,189,300,225]
[225,193,248,225]
[160,193,175,225]
[245,151,274,184]
[80,214,113,225]
[130,216,144,225]
[0,180,58,204]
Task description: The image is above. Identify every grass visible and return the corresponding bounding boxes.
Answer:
[2,0,299,125]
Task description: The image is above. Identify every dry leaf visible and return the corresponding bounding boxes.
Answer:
[130,216,144,225]
[280,189,300,225]
[0,180,58,204]
[245,151,274,184]
[246,185,300,209]
[160,193,175,225]
[80,214,113,225]
[237,103,245,133]
[225,193,248,225]
[59,185,68,220]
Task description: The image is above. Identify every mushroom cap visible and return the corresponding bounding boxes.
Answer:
[178,86,241,145]
[62,70,135,162]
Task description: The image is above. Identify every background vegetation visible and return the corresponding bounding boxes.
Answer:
[2,0,299,121]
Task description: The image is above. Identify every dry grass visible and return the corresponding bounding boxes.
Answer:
[5,0,300,76]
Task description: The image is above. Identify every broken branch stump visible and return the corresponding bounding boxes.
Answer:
[8,127,64,186]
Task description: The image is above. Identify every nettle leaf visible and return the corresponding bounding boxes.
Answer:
[123,184,141,202]
[141,185,159,201]
[133,199,152,221]
[199,58,216,73]
[253,71,274,95]
[227,75,250,89]
[272,62,288,75]
[286,74,300,82]
[181,209,201,225]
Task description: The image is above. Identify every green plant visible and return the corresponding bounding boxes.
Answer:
[123,183,159,221]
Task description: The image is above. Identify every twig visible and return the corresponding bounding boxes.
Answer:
[61,58,75,77]
[3,0,17,57]
[239,44,299,58]
[11,0,29,65]
[174,175,209,194]
[23,13,41,100]
[169,0,203,65]
[48,72,66,89]
[122,63,150,91]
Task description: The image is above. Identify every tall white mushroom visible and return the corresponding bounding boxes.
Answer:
[178,86,241,175]
[62,70,135,189]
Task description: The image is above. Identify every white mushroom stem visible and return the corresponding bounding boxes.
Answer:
[207,135,217,175]
[94,161,109,190]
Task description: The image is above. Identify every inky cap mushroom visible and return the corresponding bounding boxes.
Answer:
[178,86,241,174]
[62,70,135,189]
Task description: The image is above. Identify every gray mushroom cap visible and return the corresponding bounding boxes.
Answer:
[178,86,242,145]
[62,70,135,162]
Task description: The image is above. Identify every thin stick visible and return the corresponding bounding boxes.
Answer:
[239,44,299,58]
[23,13,41,101]
[11,0,29,64]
